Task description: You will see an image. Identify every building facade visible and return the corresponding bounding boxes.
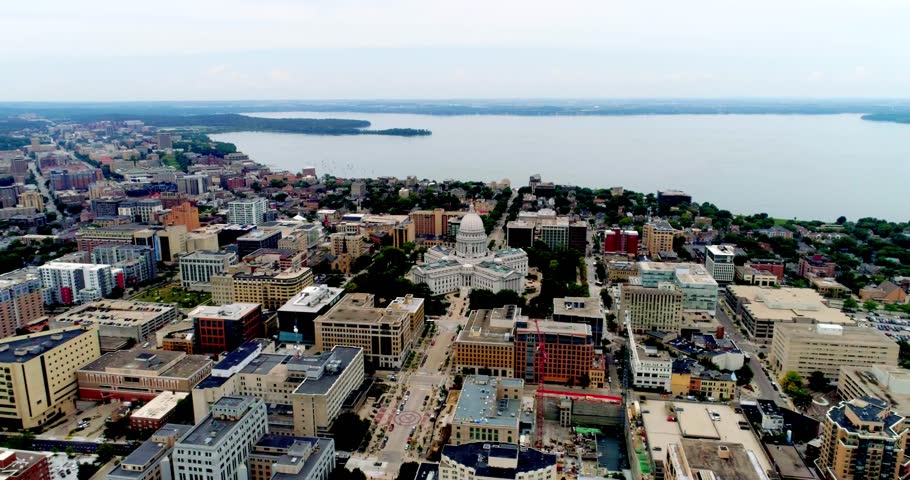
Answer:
[705,245,735,283]
[189,304,263,355]
[179,250,238,291]
[620,283,683,333]
[819,397,907,480]
[451,376,523,446]
[77,349,212,401]
[0,269,45,339]
[228,197,268,225]
[642,220,680,257]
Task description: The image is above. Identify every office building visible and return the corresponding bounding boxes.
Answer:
[838,365,910,417]
[177,174,209,196]
[237,230,282,258]
[0,449,51,480]
[455,306,520,378]
[277,285,345,345]
[212,263,314,311]
[642,220,680,257]
[603,228,639,256]
[173,396,269,480]
[725,286,853,344]
[749,258,786,281]
[552,296,604,339]
[568,221,588,253]
[76,224,157,256]
[77,349,212,401]
[539,220,570,251]
[130,391,189,430]
[38,261,114,305]
[118,199,164,224]
[53,300,179,343]
[409,208,464,239]
[91,244,157,286]
[289,346,365,437]
[109,424,192,480]
[451,376,523,446]
[189,303,263,355]
[329,232,365,258]
[770,323,898,384]
[392,220,415,249]
[17,191,44,212]
[157,133,173,149]
[734,265,780,287]
[705,244,735,283]
[0,326,101,429]
[313,293,415,369]
[411,207,528,295]
[638,262,718,314]
[514,319,596,385]
[440,443,556,480]
[620,283,683,333]
[0,269,45,340]
[277,223,325,254]
[160,201,201,231]
[228,197,268,225]
[657,189,691,213]
[179,250,238,291]
[629,328,672,392]
[819,397,907,480]
[505,220,534,249]
[249,435,335,480]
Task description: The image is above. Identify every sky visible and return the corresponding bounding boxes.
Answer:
[2,0,910,101]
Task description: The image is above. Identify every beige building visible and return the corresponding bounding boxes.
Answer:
[770,323,898,384]
[313,293,421,369]
[0,326,101,429]
[451,376,523,446]
[329,232,365,258]
[620,283,683,332]
[212,265,314,310]
[291,346,365,437]
[17,190,44,212]
[725,285,853,344]
[642,220,679,256]
[838,365,910,416]
[734,265,779,287]
[455,307,520,377]
[819,397,908,480]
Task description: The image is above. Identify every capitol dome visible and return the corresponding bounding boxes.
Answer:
[459,205,485,234]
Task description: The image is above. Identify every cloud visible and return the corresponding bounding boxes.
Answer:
[269,69,291,82]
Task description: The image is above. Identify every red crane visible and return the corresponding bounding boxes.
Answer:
[535,319,548,448]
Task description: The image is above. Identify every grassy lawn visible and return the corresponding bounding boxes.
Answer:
[135,285,210,308]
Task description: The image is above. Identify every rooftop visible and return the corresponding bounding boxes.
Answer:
[774,322,894,345]
[516,320,591,337]
[79,349,212,379]
[553,297,602,319]
[453,375,523,428]
[278,285,345,313]
[188,303,260,321]
[292,346,363,395]
[316,294,409,326]
[728,286,852,324]
[459,307,520,345]
[110,425,193,478]
[180,396,263,447]
[55,300,177,325]
[676,439,770,480]
[131,391,188,420]
[0,449,50,479]
[0,327,94,364]
[828,397,905,438]
[442,443,555,478]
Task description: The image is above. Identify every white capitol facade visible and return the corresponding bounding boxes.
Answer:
[409,206,528,295]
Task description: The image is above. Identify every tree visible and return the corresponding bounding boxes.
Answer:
[808,371,830,392]
[735,364,754,386]
[453,374,464,390]
[329,412,370,452]
[836,216,847,225]
[780,371,804,393]
[95,443,116,465]
[842,297,859,311]
[396,462,420,480]
[864,300,879,312]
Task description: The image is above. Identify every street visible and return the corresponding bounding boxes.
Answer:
[714,302,787,406]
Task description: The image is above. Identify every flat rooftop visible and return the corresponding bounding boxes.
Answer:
[0,327,93,364]
[775,322,895,345]
[278,285,344,313]
[131,391,188,420]
[188,303,259,321]
[180,397,262,447]
[679,439,768,480]
[56,300,176,325]
[112,424,192,476]
[317,294,407,326]
[442,443,555,477]
[553,297,602,318]
[729,286,852,323]
[639,400,771,473]
[453,376,522,428]
[764,444,814,480]
[79,349,212,379]
[517,320,591,336]
[292,346,362,395]
[458,308,517,345]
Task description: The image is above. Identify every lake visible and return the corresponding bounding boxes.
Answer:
[211,112,910,221]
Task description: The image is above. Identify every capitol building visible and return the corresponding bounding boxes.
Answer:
[409,206,528,295]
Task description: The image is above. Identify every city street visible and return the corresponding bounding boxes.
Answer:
[714,302,786,405]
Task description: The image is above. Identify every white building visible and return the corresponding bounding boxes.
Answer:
[628,318,672,392]
[228,197,268,225]
[173,396,268,480]
[179,250,238,291]
[39,262,114,305]
[409,206,528,295]
[705,244,736,283]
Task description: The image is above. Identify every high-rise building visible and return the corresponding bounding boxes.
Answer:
[514,320,595,385]
[440,443,557,480]
[819,397,907,480]
[91,244,157,286]
[0,186,20,209]
[157,133,173,149]
[638,262,718,315]
[38,261,114,305]
[109,424,191,480]
[455,307,519,378]
[620,283,683,333]
[770,323,898,384]
[0,269,45,339]
[228,197,268,225]
[17,190,44,212]
[118,198,164,223]
[408,208,464,239]
[629,329,672,392]
[0,326,101,429]
[705,245,736,283]
[329,232,364,257]
[189,303,263,355]
[53,300,179,343]
[603,228,639,256]
[798,254,837,279]
[237,230,282,258]
[642,219,680,257]
[160,201,200,231]
[177,174,209,196]
[505,220,535,248]
[179,250,238,291]
[249,435,335,480]
[313,293,420,369]
[276,285,345,345]
[725,286,853,344]
[173,396,269,480]
[657,189,692,214]
[211,253,314,310]
[568,221,588,253]
[552,296,605,340]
